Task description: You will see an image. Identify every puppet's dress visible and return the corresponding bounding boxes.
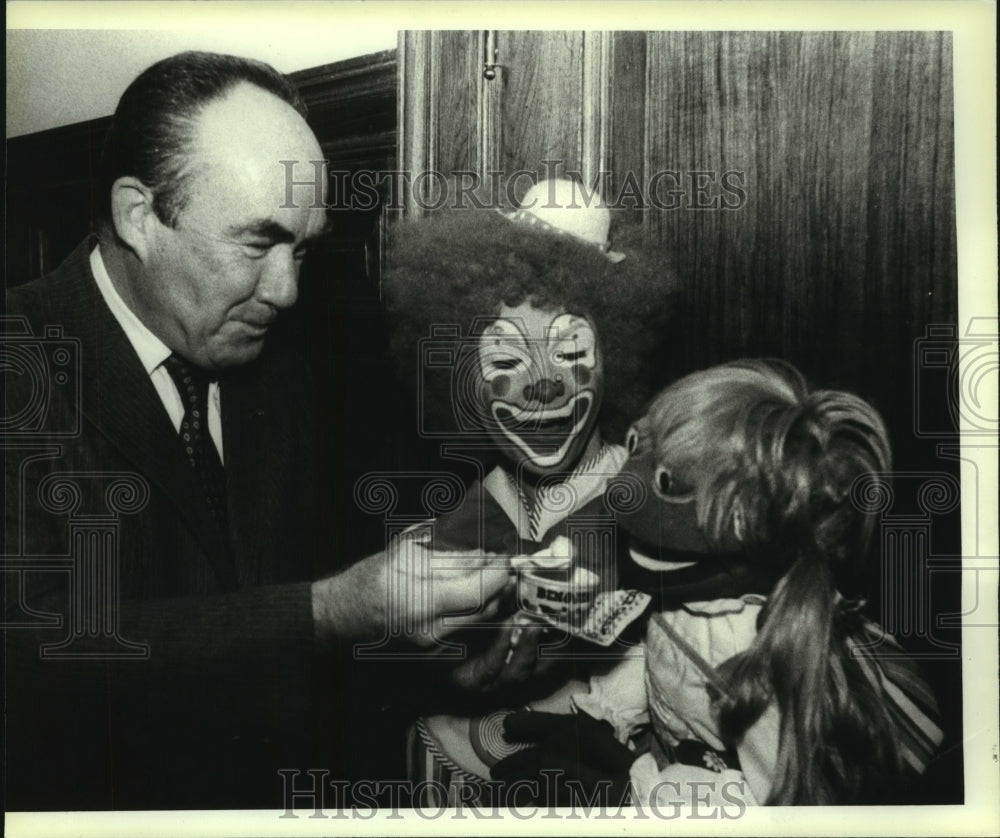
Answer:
[576,591,945,807]
[406,444,628,803]
[575,594,777,807]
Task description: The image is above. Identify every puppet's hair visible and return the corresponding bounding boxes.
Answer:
[383,205,678,441]
[645,359,903,803]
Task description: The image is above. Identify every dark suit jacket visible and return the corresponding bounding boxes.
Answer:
[4,239,326,809]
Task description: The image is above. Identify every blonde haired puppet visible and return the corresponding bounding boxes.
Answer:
[495,360,943,806]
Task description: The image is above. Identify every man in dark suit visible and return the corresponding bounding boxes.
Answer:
[3,51,511,810]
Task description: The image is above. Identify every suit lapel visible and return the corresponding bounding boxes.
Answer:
[221,354,291,588]
[48,240,238,590]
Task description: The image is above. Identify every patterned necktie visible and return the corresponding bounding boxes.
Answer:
[162,354,229,539]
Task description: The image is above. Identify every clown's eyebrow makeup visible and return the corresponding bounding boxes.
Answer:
[479,320,530,377]
[481,319,530,351]
[548,314,592,342]
[548,315,596,366]
[480,312,597,372]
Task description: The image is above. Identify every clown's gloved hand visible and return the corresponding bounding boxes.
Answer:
[491,710,635,807]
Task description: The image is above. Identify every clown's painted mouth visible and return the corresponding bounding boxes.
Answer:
[491,391,594,468]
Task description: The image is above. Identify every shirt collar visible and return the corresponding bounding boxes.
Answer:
[482,443,627,541]
[90,244,172,376]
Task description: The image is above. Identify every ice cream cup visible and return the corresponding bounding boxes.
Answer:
[518,564,600,626]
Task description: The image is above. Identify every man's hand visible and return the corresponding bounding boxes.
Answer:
[491,710,635,806]
[312,531,514,646]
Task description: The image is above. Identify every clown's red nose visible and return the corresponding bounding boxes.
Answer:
[523,378,565,404]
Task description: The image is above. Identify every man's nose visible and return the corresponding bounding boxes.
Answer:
[256,248,299,310]
[523,377,565,404]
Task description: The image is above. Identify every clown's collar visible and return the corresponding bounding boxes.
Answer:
[483,442,627,543]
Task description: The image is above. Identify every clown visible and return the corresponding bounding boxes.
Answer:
[479,302,603,475]
[382,178,677,800]
[492,360,944,806]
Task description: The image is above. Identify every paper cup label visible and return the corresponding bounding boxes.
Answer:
[519,566,600,623]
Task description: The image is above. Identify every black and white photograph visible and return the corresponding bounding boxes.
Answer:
[4,2,997,835]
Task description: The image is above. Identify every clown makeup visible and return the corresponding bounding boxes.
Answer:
[477,301,603,475]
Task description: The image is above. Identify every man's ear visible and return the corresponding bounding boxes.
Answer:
[110,177,159,263]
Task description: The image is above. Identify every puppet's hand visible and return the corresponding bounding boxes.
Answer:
[491,711,635,806]
[449,616,563,692]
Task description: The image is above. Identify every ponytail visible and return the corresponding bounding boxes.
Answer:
[706,373,903,803]
[717,555,904,803]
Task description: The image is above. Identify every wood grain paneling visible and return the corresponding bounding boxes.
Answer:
[292,49,397,172]
[609,31,647,219]
[6,118,110,285]
[643,31,956,443]
[499,30,586,188]
[433,32,483,177]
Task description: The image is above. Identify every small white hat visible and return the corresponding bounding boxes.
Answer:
[501,178,626,263]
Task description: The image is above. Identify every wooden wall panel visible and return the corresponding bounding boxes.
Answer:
[294,50,397,173]
[608,30,647,217]
[646,33,761,368]
[400,30,595,202]
[499,30,586,189]
[5,118,110,286]
[863,32,957,354]
[643,31,957,448]
[432,31,482,177]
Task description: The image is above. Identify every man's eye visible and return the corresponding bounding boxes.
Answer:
[625,425,640,454]
[491,358,522,370]
[241,242,272,258]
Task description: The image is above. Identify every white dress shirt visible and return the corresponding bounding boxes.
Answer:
[90,245,224,462]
